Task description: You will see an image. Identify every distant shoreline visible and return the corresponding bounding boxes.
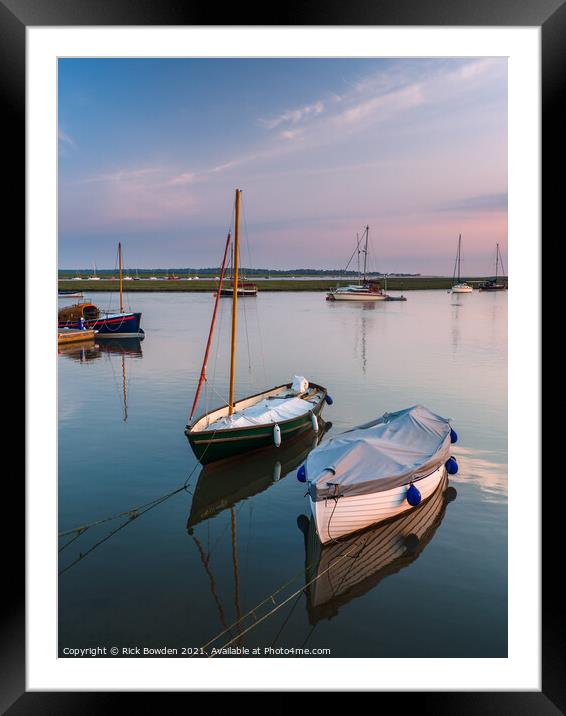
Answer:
[58,277,506,292]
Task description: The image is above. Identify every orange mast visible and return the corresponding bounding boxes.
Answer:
[189,231,232,423]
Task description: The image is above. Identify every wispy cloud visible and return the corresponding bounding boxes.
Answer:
[330,83,424,131]
[258,100,325,130]
[58,128,77,153]
[75,167,163,185]
[62,165,201,230]
[209,58,505,178]
[440,193,508,213]
[168,172,198,186]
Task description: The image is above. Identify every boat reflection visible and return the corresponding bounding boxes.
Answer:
[96,337,144,358]
[297,476,456,625]
[58,337,143,422]
[57,340,101,363]
[58,337,143,362]
[187,418,332,530]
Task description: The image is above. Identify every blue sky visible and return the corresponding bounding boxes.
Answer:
[58,58,507,274]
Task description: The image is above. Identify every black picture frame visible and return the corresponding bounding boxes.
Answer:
[8,0,555,710]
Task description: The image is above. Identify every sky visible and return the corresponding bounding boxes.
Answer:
[58,58,507,275]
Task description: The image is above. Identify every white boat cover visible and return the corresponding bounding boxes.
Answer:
[305,405,452,501]
[206,396,313,431]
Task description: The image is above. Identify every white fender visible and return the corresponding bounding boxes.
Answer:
[311,412,318,432]
[273,424,281,447]
[272,461,281,482]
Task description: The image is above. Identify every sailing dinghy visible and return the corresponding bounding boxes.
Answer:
[185,189,331,465]
[298,404,458,543]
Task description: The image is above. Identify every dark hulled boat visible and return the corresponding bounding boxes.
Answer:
[57,302,144,337]
[478,243,507,291]
[188,382,328,464]
[219,280,258,297]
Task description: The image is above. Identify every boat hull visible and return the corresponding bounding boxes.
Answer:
[188,421,330,529]
[186,383,327,464]
[451,285,473,293]
[327,292,387,301]
[303,475,450,623]
[219,289,257,297]
[58,291,84,298]
[57,328,96,345]
[310,464,446,544]
[58,311,144,338]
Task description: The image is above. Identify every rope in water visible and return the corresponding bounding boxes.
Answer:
[58,418,227,575]
[195,531,370,657]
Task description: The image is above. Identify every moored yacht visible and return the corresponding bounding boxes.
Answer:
[327,226,388,301]
[450,234,473,293]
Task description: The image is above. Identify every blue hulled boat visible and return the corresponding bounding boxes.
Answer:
[58,305,144,337]
[57,243,144,338]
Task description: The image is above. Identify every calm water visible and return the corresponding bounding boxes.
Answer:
[58,289,507,658]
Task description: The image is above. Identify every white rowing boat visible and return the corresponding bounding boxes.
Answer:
[299,404,458,543]
[299,474,456,623]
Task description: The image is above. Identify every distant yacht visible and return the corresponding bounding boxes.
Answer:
[450,235,473,293]
[87,263,101,281]
[327,226,387,301]
[478,243,507,291]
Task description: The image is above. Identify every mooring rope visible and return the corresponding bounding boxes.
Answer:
[195,531,371,657]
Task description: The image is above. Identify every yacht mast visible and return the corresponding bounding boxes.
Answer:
[495,243,500,282]
[229,189,241,416]
[362,225,369,283]
[118,242,124,313]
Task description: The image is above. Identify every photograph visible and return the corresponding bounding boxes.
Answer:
[56,56,509,660]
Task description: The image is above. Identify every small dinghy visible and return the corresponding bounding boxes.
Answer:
[299,404,458,543]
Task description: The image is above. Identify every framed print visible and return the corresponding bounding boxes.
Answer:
[7,0,556,709]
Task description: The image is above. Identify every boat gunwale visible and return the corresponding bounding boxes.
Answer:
[187,382,327,438]
[309,461,446,500]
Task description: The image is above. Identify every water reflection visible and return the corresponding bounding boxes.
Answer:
[97,337,144,358]
[187,419,332,530]
[298,476,456,624]
[451,300,461,354]
[327,300,377,374]
[58,340,101,363]
[451,446,507,502]
[186,419,332,643]
[59,338,143,422]
[58,337,144,362]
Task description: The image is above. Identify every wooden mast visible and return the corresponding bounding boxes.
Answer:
[228,189,241,416]
[118,242,124,313]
